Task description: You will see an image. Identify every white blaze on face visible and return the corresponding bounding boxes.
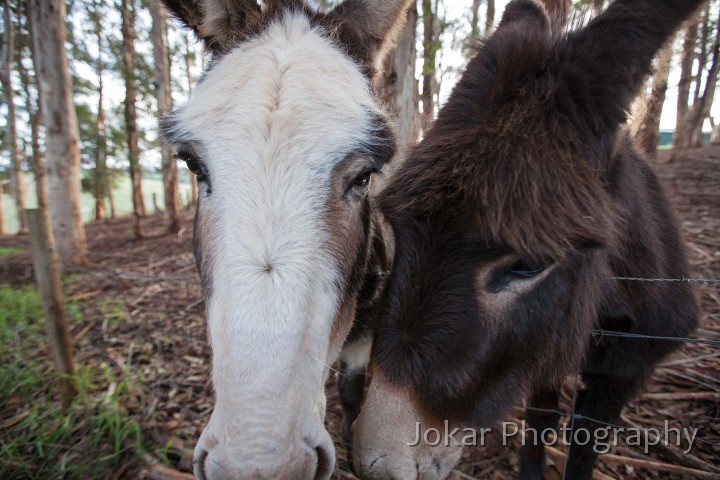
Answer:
[167,12,385,476]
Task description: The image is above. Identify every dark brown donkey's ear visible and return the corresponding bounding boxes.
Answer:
[327,0,415,76]
[497,0,551,33]
[161,0,261,53]
[559,0,705,144]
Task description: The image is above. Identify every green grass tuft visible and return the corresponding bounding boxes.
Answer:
[0,247,23,257]
[0,285,155,479]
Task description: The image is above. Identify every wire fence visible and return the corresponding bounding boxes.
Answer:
[3,244,719,477]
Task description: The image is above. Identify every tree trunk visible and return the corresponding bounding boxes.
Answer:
[711,121,720,145]
[108,183,117,218]
[1,0,28,234]
[421,0,437,132]
[689,14,720,147]
[378,4,420,151]
[121,0,146,237]
[635,40,674,157]
[15,9,48,213]
[485,0,495,36]
[185,32,198,206]
[29,0,88,267]
[93,9,108,221]
[689,27,720,147]
[470,0,481,39]
[693,1,711,105]
[150,0,180,233]
[672,13,701,159]
[0,182,5,235]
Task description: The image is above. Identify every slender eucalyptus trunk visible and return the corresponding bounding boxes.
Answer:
[636,40,674,157]
[688,18,720,147]
[0,182,5,235]
[485,0,495,36]
[672,13,701,159]
[29,0,88,267]
[121,0,145,237]
[150,0,180,233]
[185,32,198,205]
[2,0,27,234]
[421,0,436,132]
[470,0,481,39]
[378,4,420,151]
[15,12,48,213]
[94,14,108,221]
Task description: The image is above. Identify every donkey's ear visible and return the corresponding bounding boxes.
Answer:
[560,0,704,141]
[328,0,415,76]
[498,0,550,32]
[161,0,261,52]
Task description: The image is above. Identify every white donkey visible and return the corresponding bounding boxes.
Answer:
[160,0,412,478]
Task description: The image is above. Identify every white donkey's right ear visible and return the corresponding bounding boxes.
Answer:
[327,0,415,77]
[161,0,261,52]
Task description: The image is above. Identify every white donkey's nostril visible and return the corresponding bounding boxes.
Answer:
[312,440,335,480]
[193,447,209,480]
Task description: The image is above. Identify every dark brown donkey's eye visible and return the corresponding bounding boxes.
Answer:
[487,257,554,293]
[509,258,550,278]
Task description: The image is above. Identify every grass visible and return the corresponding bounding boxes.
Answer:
[0,247,23,256]
[0,285,159,479]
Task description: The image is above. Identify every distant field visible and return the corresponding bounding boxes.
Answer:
[1,174,193,234]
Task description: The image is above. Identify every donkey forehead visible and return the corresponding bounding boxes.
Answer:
[170,13,381,168]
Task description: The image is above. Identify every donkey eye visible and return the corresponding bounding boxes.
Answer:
[349,168,379,193]
[177,152,204,177]
[508,258,551,279]
[487,257,554,293]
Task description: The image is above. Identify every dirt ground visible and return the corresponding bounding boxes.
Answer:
[0,145,718,479]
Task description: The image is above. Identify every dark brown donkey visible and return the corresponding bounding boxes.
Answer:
[352,0,702,478]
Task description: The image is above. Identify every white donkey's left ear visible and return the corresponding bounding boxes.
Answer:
[161,0,261,52]
[327,0,416,76]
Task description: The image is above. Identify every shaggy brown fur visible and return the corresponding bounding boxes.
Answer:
[370,0,703,478]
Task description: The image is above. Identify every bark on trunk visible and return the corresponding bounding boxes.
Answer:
[378,4,420,151]
[635,40,674,157]
[711,122,720,144]
[15,14,48,213]
[122,0,146,237]
[2,0,27,234]
[688,18,720,147]
[29,0,88,267]
[421,0,436,132]
[94,13,108,221]
[0,182,5,235]
[470,0,481,39]
[672,13,701,160]
[184,33,198,206]
[150,0,180,233]
[485,0,495,36]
